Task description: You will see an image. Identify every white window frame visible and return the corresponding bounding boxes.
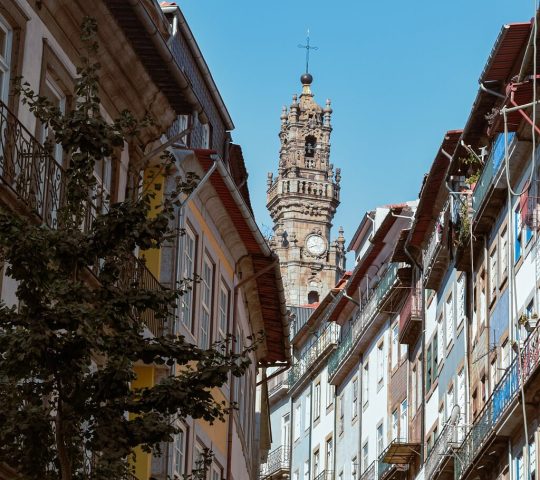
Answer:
[314,381,321,420]
[352,377,358,419]
[181,227,196,332]
[326,437,333,471]
[391,409,398,441]
[173,427,186,476]
[377,341,384,384]
[437,314,445,364]
[218,282,229,341]
[391,323,398,368]
[362,440,369,473]
[304,393,311,431]
[0,15,12,103]
[362,362,369,405]
[199,256,213,349]
[445,293,454,349]
[294,404,301,441]
[400,399,408,441]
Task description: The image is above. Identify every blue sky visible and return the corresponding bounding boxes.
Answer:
[181,1,534,252]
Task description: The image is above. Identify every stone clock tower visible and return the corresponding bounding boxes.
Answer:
[267,73,345,307]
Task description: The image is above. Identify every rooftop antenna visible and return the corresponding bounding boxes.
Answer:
[298,29,318,74]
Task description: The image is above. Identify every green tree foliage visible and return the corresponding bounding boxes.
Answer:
[0,17,258,480]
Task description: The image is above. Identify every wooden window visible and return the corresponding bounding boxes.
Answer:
[199,256,214,349]
[173,426,187,476]
[352,378,358,419]
[400,399,408,440]
[0,14,11,103]
[218,282,229,341]
[314,381,321,419]
[181,227,196,332]
[391,323,398,368]
[445,293,454,348]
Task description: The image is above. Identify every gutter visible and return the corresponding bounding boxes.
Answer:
[127,0,204,120]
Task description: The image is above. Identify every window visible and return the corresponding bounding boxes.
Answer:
[352,378,358,418]
[312,449,320,477]
[391,409,398,440]
[93,156,112,213]
[218,283,229,341]
[362,441,369,472]
[314,381,321,420]
[446,385,454,421]
[490,357,497,395]
[457,273,466,327]
[438,403,445,434]
[377,341,384,384]
[326,436,333,470]
[173,428,186,476]
[201,122,211,148]
[500,227,508,281]
[400,399,408,441]
[0,15,12,102]
[517,453,524,480]
[489,247,498,301]
[531,437,537,480]
[338,471,344,480]
[326,382,334,407]
[294,404,301,441]
[501,340,510,370]
[303,460,310,480]
[376,422,384,456]
[304,393,311,430]
[362,362,369,404]
[293,471,299,480]
[182,228,196,331]
[391,324,398,368]
[308,290,319,303]
[437,315,444,364]
[426,343,433,391]
[200,256,213,349]
[411,365,417,412]
[457,368,466,423]
[514,209,531,262]
[211,465,222,480]
[445,294,454,348]
[351,456,358,480]
[40,73,67,164]
[305,135,316,157]
[338,394,344,434]
[416,358,422,409]
[281,413,290,447]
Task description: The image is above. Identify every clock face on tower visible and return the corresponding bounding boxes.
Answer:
[306,234,327,256]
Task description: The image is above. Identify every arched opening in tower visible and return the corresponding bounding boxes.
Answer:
[305,135,316,158]
[307,290,320,304]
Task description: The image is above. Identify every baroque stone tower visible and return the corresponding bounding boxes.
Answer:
[267,73,345,306]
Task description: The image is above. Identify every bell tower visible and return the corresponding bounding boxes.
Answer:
[267,73,345,307]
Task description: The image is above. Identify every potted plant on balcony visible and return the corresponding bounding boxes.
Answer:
[461,153,482,190]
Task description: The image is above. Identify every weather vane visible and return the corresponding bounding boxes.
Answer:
[298,29,318,74]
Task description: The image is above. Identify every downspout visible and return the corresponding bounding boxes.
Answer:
[308,382,313,478]
[507,86,540,137]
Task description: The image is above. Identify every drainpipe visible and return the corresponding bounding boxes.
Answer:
[308,382,313,479]
[506,87,540,137]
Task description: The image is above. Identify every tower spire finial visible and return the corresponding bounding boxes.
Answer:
[298,29,318,75]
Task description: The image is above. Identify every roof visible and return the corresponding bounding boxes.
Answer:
[450,22,531,173]
[409,130,462,249]
[105,0,198,116]
[227,144,252,213]
[194,149,289,363]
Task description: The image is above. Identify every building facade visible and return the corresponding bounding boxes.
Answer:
[0,1,289,479]
[263,10,540,480]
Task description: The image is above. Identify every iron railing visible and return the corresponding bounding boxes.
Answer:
[328,263,399,378]
[472,132,515,214]
[422,200,449,270]
[424,423,467,480]
[359,461,376,480]
[313,470,334,480]
[268,370,289,397]
[455,323,540,480]
[289,323,339,386]
[0,99,165,337]
[259,445,290,478]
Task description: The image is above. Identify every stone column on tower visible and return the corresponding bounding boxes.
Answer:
[266,73,345,307]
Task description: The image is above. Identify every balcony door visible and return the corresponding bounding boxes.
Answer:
[281,412,290,448]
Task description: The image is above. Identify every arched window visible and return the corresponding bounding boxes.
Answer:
[308,290,320,304]
[305,135,316,158]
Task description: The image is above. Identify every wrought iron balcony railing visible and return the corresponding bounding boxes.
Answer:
[455,323,540,480]
[289,322,339,387]
[472,132,516,215]
[259,445,290,478]
[359,461,376,480]
[0,99,165,337]
[424,423,467,480]
[313,470,334,480]
[328,263,398,378]
[268,370,289,398]
[422,200,449,271]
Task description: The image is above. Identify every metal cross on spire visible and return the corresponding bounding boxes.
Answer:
[298,29,318,74]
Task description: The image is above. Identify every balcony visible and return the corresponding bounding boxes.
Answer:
[313,470,334,480]
[422,200,450,290]
[424,423,467,480]
[0,100,165,337]
[288,322,339,389]
[455,323,540,480]
[359,461,376,480]
[378,438,420,479]
[472,132,515,216]
[259,445,290,479]
[328,264,399,383]
[398,288,422,345]
[267,369,289,403]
